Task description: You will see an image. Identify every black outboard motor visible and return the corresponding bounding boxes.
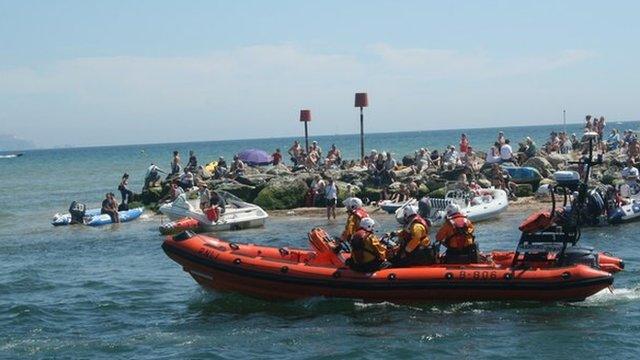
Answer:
[68,201,86,224]
[418,196,431,218]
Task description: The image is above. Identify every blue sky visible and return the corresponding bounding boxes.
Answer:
[0,0,638,147]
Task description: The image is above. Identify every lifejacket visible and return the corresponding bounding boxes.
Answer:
[443,213,474,250]
[354,208,369,220]
[399,215,430,254]
[342,208,369,241]
[400,215,429,241]
[350,229,385,265]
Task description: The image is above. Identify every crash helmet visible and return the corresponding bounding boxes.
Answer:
[445,203,461,216]
[359,217,376,232]
[402,205,419,222]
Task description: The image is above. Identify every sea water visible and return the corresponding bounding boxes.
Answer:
[1,122,639,359]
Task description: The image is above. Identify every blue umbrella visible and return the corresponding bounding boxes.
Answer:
[237,149,273,166]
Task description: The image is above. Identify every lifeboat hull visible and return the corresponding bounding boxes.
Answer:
[162,234,615,302]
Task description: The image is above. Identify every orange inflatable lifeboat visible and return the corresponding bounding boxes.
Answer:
[162,227,623,302]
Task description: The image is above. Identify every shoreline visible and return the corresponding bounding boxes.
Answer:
[268,197,547,218]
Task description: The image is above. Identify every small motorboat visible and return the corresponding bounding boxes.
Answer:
[162,223,622,302]
[379,198,417,214]
[394,188,509,226]
[0,153,23,159]
[159,191,268,234]
[163,132,621,303]
[52,207,144,226]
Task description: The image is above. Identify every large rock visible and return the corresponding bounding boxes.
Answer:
[254,177,309,210]
[140,186,166,204]
[391,167,415,182]
[440,167,466,181]
[236,174,275,187]
[339,169,369,187]
[266,163,292,176]
[428,187,447,199]
[214,182,259,202]
[362,187,383,203]
[523,156,555,178]
[545,153,572,169]
[424,177,446,192]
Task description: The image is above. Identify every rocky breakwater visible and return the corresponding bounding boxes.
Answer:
[131,149,630,211]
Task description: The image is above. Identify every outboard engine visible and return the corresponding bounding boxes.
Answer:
[559,246,599,268]
[68,201,86,224]
[418,196,431,218]
[584,189,605,225]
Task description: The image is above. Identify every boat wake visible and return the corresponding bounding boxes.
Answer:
[578,287,640,306]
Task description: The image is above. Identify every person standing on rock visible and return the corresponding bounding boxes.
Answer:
[324,178,338,220]
[460,133,470,155]
[288,141,302,165]
[170,151,181,177]
[272,148,282,166]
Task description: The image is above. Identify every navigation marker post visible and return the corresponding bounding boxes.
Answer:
[300,109,311,153]
[354,92,369,160]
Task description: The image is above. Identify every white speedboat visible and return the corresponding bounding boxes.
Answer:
[159,192,268,233]
[395,188,509,226]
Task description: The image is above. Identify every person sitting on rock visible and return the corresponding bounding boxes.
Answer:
[523,137,538,160]
[340,197,368,242]
[346,217,390,273]
[310,141,322,159]
[186,150,198,172]
[442,145,460,169]
[388,205,433,266]
[436,203,478,263]
[144,163,165,190]
[159,181,184,203]
[390,184,410,203]
[230,156,246,177]
[499,139,515,164]
[215,156,228,178]
[179,170,195,190]
[326,144,342,165]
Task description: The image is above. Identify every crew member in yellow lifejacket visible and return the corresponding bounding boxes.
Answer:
[340,197,369,242]
[346,217,390,272]
[436,203,478,263]
[390,205,433,266]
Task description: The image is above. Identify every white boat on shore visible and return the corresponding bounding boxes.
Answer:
[159,192,268,232]
[395,188,509,226]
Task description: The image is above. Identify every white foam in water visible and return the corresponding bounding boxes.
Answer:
[354,301,423,312]
[580,287,640,306]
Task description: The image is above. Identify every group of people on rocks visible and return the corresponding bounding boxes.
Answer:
[287,141,343,170]
[338,197,478,272]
